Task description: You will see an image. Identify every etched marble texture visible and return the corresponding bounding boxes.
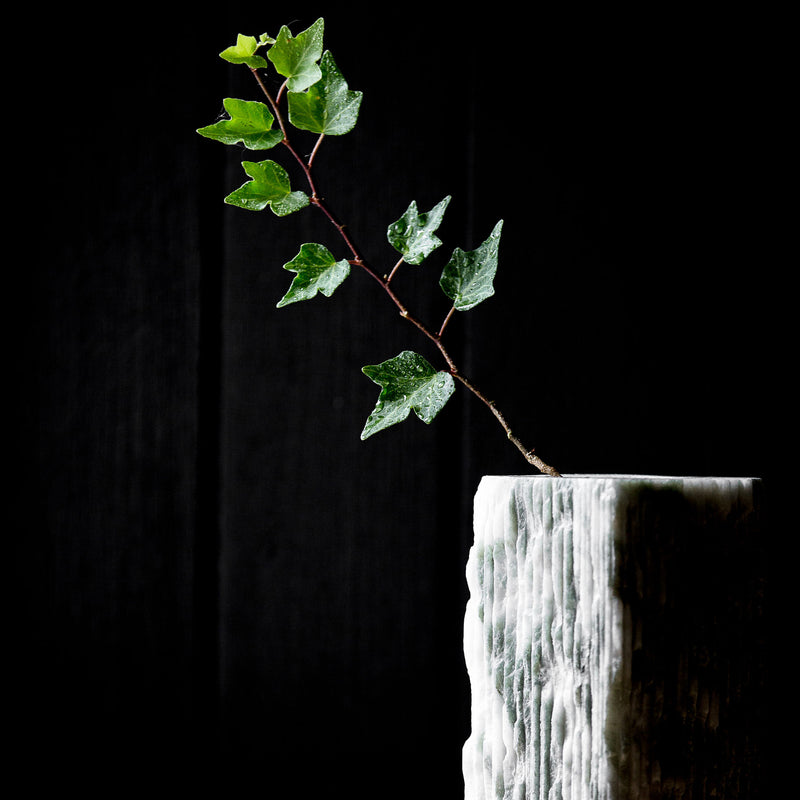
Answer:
[462,475,764,800]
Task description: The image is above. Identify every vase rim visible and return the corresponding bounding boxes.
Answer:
[482,473,761,481]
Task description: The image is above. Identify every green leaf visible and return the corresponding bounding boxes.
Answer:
[267,18,325,92]
[219,33,270,69]
[360,351,455,439]
[276,244,350,307]
[225,160,310,215]
[439,220,504,311]
[387,196,451,265]
[196,98,283,150]
[288,51,362,136]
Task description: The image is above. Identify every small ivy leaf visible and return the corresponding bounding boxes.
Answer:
[225,159,310,215]
[288,50,363,136]
[267,18,325,92]
[387,196,452,265]
[439,220,504,311]
[360,351,455,439]
[219,33,270,69]
[276,244,350,307]
[196,98,283,150]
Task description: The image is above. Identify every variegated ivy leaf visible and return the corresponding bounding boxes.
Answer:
[288,51,362,136]
[219,33,272,69]
[196,98,283,150]
[276,243,350,307]
[267,18,325,92]
[439,220,503,311]
[225,159,310,215]
[361,351,455,439]
[387,196,451,265]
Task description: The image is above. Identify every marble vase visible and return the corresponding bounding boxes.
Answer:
[462,475,764,800]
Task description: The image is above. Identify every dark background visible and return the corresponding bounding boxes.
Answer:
[13,4,779,795]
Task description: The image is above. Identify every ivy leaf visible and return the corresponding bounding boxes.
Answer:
[225,160,310,215]
[196,98,283,150]
[387,196,451,265]
[219,33,271,69]
[267,18,325,92]
[288,51,362,136]
[276,244,350,307]
[439,220,504,311]
[360,351,455,439]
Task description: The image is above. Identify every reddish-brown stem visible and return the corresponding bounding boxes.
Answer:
[438,305,457,338]
[386,257,404,284]
[251,68,321,194]
[249,68,560,477]
[452,373,561,476]
[308,134,325,168]
[251,69,285,132]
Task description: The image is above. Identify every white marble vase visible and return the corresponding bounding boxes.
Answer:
[462,475,764,800]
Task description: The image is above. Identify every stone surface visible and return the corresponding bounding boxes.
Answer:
[462,475,764,800]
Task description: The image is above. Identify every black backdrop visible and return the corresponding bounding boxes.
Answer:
[14,4,776,796]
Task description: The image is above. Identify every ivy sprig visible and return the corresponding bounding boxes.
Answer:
[197,18,560,476]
